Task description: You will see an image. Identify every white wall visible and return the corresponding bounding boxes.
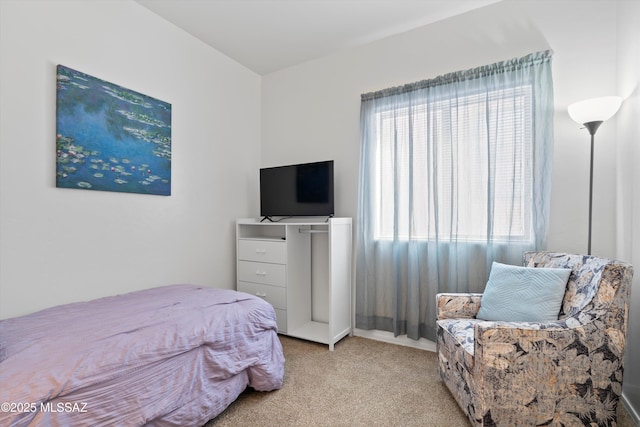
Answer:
[0,0,261,319]
[617,0,640,420]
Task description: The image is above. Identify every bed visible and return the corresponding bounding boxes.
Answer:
[0,284,285,426]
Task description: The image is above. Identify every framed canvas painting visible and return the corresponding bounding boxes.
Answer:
[56,65,171,195]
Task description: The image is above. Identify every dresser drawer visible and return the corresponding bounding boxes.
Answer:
[238,281,286,310]
[274,308,287,333]
[238,239,286,264]
[238,260,286,287]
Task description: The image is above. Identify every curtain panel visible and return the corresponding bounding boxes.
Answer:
[356,51,554,341]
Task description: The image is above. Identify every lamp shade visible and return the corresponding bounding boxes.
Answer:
[568,96,622,125]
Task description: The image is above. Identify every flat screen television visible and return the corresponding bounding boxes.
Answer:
[260,160,334,218]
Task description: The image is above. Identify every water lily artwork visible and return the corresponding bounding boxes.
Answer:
[56,65,171,195]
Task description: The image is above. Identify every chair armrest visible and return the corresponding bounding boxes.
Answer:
[436,293,483,319]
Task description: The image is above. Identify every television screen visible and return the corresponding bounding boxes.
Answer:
[260,160,334,217]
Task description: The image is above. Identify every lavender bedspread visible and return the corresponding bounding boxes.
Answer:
[0,285,285,427]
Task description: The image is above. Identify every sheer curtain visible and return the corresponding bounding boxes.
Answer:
[356,51,554,341]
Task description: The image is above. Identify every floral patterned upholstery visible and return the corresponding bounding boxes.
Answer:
[436,251,633,427]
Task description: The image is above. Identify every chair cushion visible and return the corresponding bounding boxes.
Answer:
[476,262,571,322]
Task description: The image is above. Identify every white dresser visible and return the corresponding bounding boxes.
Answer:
[236,218,352,350]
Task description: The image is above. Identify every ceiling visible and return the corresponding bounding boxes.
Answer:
[135,0,501,75]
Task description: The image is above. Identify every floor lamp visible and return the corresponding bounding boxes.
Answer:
[568,96,622,255]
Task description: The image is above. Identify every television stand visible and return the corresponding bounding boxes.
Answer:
[236,217,352,350]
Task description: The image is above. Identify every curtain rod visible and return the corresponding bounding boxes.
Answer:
[361,50,553,102]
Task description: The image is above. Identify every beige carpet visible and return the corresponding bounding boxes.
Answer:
[205,335,636,427]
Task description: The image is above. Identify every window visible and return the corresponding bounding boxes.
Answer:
[373,85,533,242]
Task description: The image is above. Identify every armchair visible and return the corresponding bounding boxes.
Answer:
[436,252,633,427]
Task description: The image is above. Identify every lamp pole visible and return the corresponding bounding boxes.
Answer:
[583,120,602,256]
[568,96,622,256]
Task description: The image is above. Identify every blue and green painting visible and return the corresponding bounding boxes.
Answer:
[56,65,171,195]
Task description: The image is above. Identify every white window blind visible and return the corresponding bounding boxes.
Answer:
[373,86,533,241]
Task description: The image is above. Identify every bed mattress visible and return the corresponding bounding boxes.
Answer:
[0,284,285,426]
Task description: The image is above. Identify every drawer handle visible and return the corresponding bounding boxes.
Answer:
[255,249,267,254]
[255,292,267,298]
[255,270,267,276]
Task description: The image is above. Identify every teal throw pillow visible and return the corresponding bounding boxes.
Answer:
[476,262,571,322]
